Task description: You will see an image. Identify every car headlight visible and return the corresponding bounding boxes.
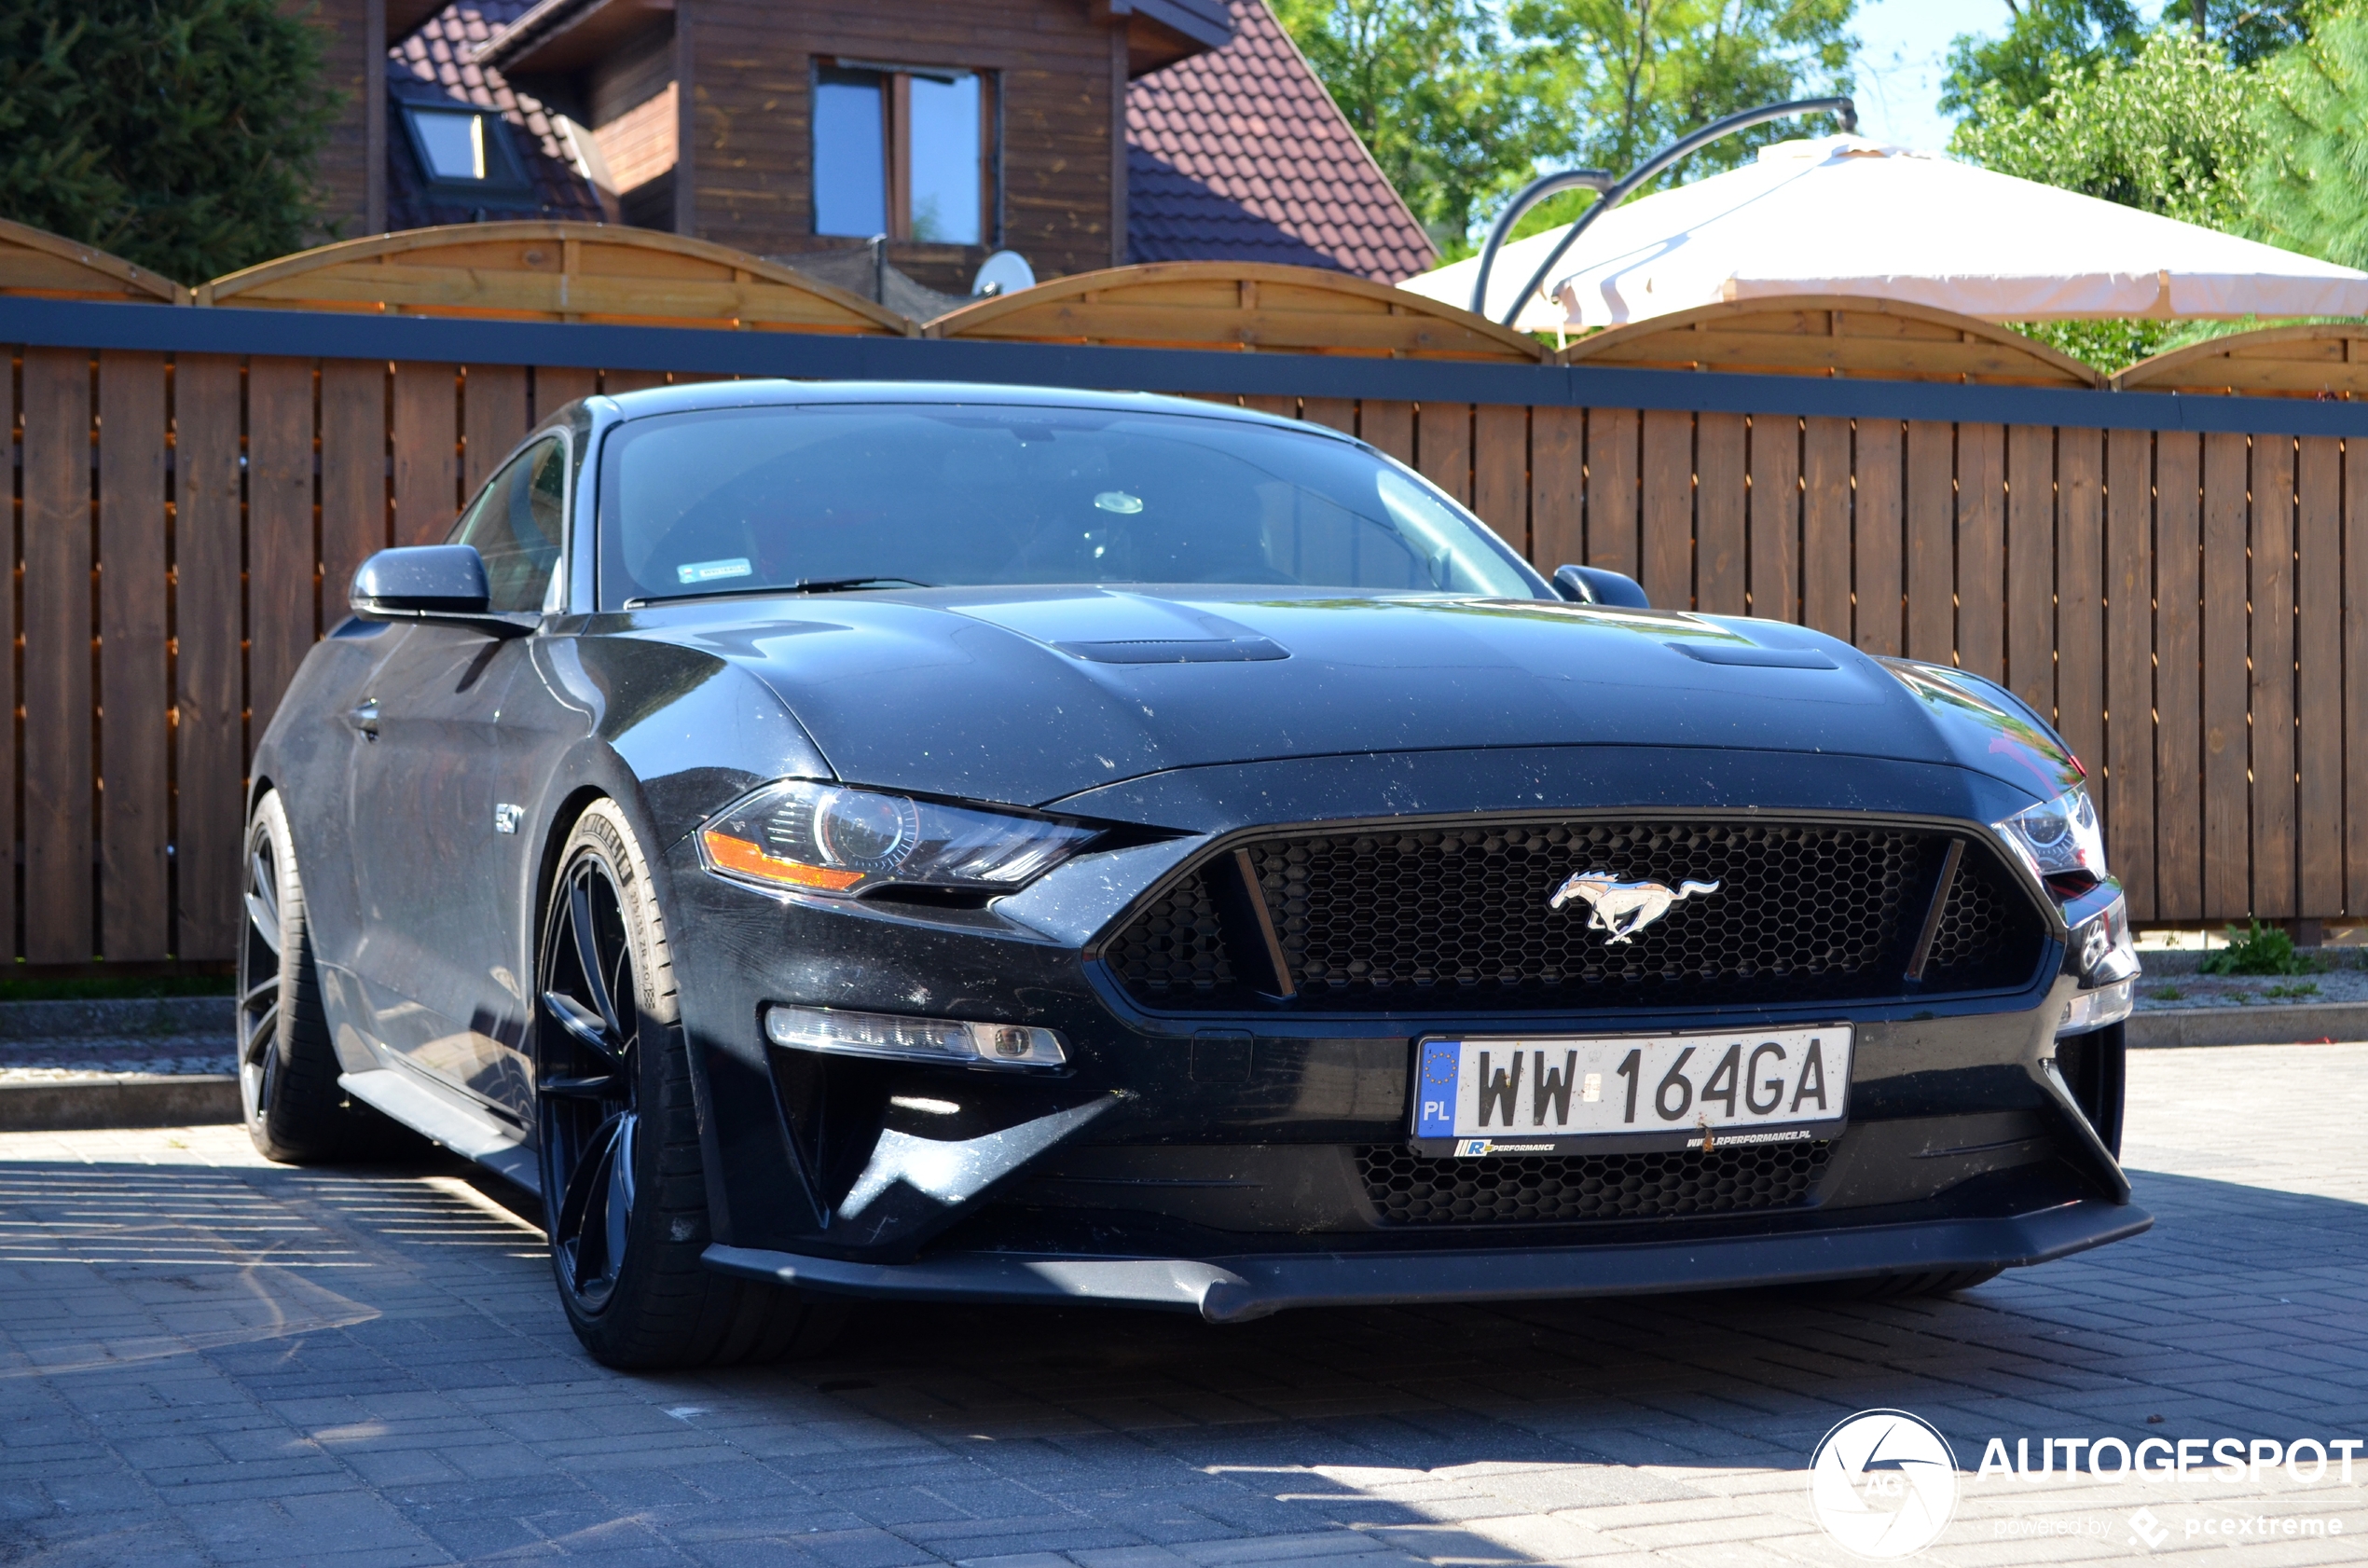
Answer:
[1993,785,2108,899]
[698,779,1096,896]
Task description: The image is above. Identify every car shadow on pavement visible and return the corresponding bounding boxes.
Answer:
[2,1148,2362,1566]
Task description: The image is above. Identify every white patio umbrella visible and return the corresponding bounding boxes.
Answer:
[1405,135,2368,335]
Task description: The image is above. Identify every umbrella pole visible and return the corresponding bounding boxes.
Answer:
[1472,96,1858,330]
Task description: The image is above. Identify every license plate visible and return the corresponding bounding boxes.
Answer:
[1410,1026,1851,1157]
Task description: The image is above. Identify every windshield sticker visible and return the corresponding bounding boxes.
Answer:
[1094,491,1145,515]
[677,557,753,585]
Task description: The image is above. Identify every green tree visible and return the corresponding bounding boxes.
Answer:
[1941,1,2142,117]
[1950,28,2265,368]
[0,0,339,285]
[1506,0,1855,226]
[1273,0,1569,256]
[2247,11,2368,268]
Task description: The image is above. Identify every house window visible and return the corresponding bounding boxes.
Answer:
[813,62,991,244]
[400,103,530,191]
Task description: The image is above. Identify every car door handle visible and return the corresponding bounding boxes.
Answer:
[349,699,379,739]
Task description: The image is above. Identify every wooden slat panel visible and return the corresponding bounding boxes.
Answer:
[1359,401,1413,465]
[1241,393,1296,421]
[1299,396,1355,436]
[22,348,93,964]
[1640,410,1694,610]
[319,361,386,623]
[2055,428,2104,779]
[1854,420,1903,654]
[1416,402,1471,505]
[2295,436,2342,917]
[2347,435,2368,916]
[0,355,18,957]
[1800,417,1850,640]
[2105,431,2156,920]
[1692,413,1744,614]
[2200,431,2250,916]
[1955,423,2005,681]
[1904,421,1953,664]
[2251,434,2296,918]
[1585,408,1638,579]
[2004,425,2054,716]
[462,364,530,501]
[600,368,667,395]
[97,353,170,960]
[392,363,459,547]
[1471,405,1526,554]
[246,358,316,735]
[1527,406,1581,571]
[2155,433,2203,921]
[172,355,244,961]
[1745,413,1798,623]
[533,365,599,421]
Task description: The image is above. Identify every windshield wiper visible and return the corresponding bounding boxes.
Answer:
[624,576,933,609]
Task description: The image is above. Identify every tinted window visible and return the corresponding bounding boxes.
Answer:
[451,436,566,612]
[598,405,1542,608]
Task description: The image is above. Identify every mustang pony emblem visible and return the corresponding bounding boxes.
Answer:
[1548,872,1721,943]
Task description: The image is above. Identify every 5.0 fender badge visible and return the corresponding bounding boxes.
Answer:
[1549,871,1721,942]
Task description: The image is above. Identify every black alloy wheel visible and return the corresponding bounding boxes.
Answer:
[533,798,842,1368]
[537,849,645,1312]
[238,791,406,1162]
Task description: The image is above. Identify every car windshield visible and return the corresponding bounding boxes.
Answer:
[598,402,1544,608]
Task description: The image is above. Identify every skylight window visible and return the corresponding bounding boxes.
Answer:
[399,103,529,191]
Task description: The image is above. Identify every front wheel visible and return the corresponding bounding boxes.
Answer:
[534,798,842,1369]
[239,791,407,1162]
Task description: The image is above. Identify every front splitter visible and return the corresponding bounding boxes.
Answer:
[703,1196,2151,1324]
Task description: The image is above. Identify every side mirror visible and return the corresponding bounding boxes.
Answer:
[1552,563,1650,609]
[351,546,530,636]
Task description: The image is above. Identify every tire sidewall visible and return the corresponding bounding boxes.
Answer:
[240,792,301,1141]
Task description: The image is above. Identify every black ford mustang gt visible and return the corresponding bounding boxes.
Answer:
[241,380,2146,1368]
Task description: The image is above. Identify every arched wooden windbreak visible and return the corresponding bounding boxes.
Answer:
[1563,296,2103,388]
[197,221,914,335]
[926,261,1548,361]
[2114,324,2368,397]
[0,217,186,304]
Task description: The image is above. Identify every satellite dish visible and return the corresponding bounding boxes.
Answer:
[971,251,1036,298]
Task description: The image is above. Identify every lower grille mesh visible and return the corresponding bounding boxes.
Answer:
[1357,1140,1832,1225]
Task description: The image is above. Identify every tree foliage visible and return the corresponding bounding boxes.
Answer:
[1274,0,1855,255]
[1949,28,2264,368]
[1940,0,2143,117]
[2247,11,2368,269]
[0,0,339,285]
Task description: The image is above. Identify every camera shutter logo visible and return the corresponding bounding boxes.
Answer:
[1808,1409,1959,1560]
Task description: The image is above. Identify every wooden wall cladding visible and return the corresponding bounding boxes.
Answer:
[2115,323,2368,397]
[7,343,2355,965]
[1563,296,2102,387]
[197,222,914,335]
[0,217,187,305]
[929,262,1548,360]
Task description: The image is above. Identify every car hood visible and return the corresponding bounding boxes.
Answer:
[615,587,2082,813]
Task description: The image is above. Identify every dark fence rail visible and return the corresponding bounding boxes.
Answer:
[8,296,2368,966]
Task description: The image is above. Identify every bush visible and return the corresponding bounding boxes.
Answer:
[0,0,341,285]
[2197,919,2319,976]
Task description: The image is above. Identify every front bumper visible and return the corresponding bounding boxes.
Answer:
[703,1193,2151,1323]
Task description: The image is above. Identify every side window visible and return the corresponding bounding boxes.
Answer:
[450,437,566,612]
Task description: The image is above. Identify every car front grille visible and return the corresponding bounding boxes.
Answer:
[1104,817,2046,1012]
[1356,1139,1832,1225]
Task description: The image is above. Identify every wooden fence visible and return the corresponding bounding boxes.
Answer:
[6,311,2367,966]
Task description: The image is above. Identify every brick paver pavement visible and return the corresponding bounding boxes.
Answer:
[3,1045,2364,1566]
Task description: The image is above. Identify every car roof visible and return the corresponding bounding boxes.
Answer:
[581,378,1342,438]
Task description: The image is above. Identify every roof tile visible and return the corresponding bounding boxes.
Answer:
[1126,0,1433,282]
[388,3,607,232]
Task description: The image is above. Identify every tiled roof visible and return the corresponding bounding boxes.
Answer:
[1126,0,1435,283]
[388,4,607,231]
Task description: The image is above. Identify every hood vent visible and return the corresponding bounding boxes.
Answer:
[1055,637,1287,665]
